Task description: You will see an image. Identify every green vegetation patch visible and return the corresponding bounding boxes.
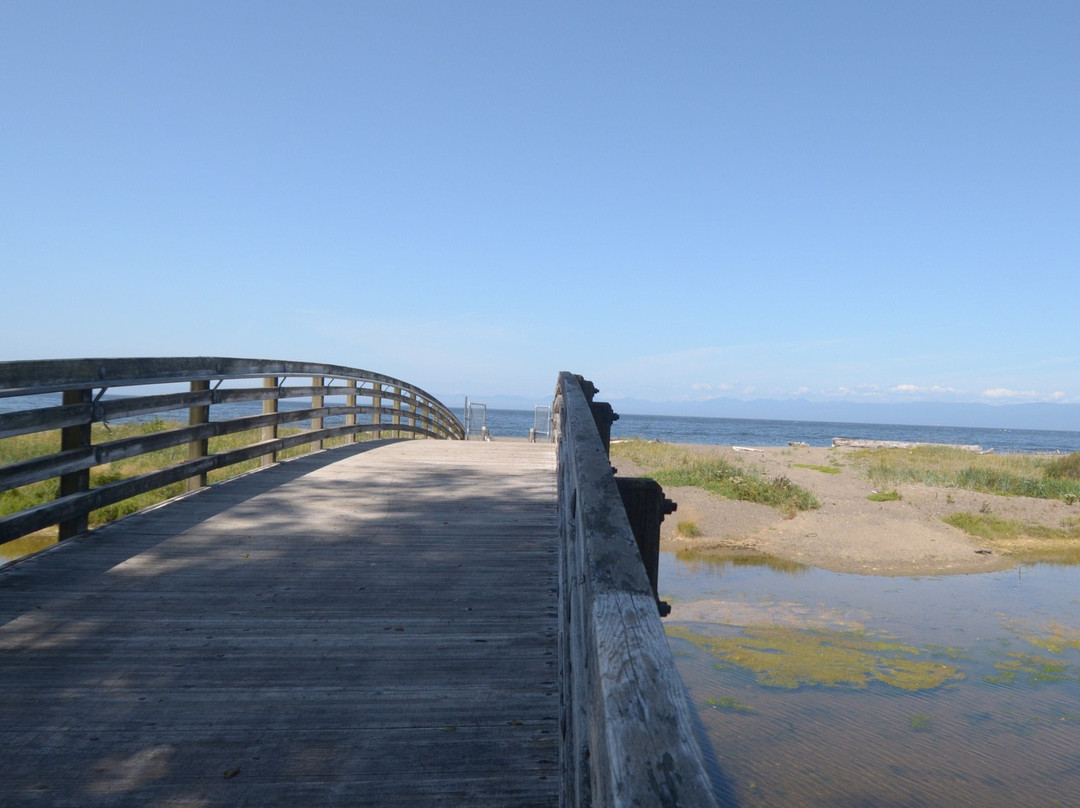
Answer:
[908,714,933,731]
[611,439,819,517]
[676,520,702,538]
[793,463,841,474]
[1015,620,1080,656]
[985,652,1077,685]
[1045,452,1080,481]
[666,623,964,691]
[705,696,755,712]
[944,512,1023,542]
[946,514,1080,546]
[987,621,1080,684]
[850,446,1080,503]
[943,512,1080,562]
[867,490,902,502]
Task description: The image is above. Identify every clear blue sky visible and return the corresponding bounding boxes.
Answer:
[3,2,1078,413]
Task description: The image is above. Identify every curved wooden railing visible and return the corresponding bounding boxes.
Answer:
[0,357,463,546]
[554,372,719,807]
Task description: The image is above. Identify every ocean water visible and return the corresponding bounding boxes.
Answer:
[3,395,1079,453]
[612,412,1080,454]
[466,408,1080,454]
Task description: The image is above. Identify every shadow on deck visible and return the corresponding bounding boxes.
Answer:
[0,439,560,807]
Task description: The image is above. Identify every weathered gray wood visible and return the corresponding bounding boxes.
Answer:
[0,439,559,807]
[555,372,719,808]
[187,380,211,492]
[0,402,90,439]
[0,357,462,437]
[310,376,324,452]
[0,358,425,400]
[57,389,92,540]
[0,358,465,545]
[261,376,279,467]
[0,422,450,543]
[344,379,357,444]
[1,404,459,497]
[0,385,435,440]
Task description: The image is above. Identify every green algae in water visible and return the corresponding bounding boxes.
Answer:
[926,644,970,661]
[667,624,965,691]
[985,619,1080,684]
[908,714,933,731]
[706,696,755,712]
[985,652,1078,685]
[1019,620,1080,655]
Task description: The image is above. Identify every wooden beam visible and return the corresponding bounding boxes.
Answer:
[345,379,357,444]
[311,376,324,452]
[393,386,402,439]
[187,380,210,492]
[57,388,92,539]
[262,377,278,467]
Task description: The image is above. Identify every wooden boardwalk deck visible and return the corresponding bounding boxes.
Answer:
[0,439,560,807]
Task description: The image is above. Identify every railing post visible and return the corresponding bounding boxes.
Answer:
[372,384,382,438]
[57,388,92,539]
[393,386,402,439]
[345,379,357,443]
[262,377,278,467]
[186,380,209,492]
[311,376,324,452]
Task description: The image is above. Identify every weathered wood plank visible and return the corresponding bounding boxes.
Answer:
[555,372,719,808]
[0,439,559,807]
[0,357,424,399]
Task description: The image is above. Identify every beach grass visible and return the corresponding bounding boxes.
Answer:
[793,463,841,474]
[610,439,819,517]
[851,446,1080,503]
[1045,452,1080,480]
[944,512,1080,563]
[944,512,1080,542]
[676,519,702,538]
[867,490,902,502]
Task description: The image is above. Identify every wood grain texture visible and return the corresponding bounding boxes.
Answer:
[0,439,559,807]
[555,372,720,808]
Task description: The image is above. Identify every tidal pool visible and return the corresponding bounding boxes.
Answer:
[661,550,1080,808]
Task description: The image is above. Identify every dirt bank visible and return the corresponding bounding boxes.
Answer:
[614,444,1078,576]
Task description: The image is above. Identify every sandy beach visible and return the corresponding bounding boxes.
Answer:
[613,444,1078,577]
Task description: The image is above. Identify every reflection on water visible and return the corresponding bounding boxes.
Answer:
[1010,544,1080,566]
[662,551,1080,807]
[675,547,810,575]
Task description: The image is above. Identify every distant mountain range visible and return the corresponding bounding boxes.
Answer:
[451,393,1080,432]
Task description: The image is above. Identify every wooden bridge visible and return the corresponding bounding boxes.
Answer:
[0,359,718,807]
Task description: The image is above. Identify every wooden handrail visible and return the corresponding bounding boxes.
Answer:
[0,357,464,546]
[554,372,719,808]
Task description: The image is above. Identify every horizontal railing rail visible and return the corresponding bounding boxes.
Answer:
[0,357,464,549]
[555,372,719,808]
